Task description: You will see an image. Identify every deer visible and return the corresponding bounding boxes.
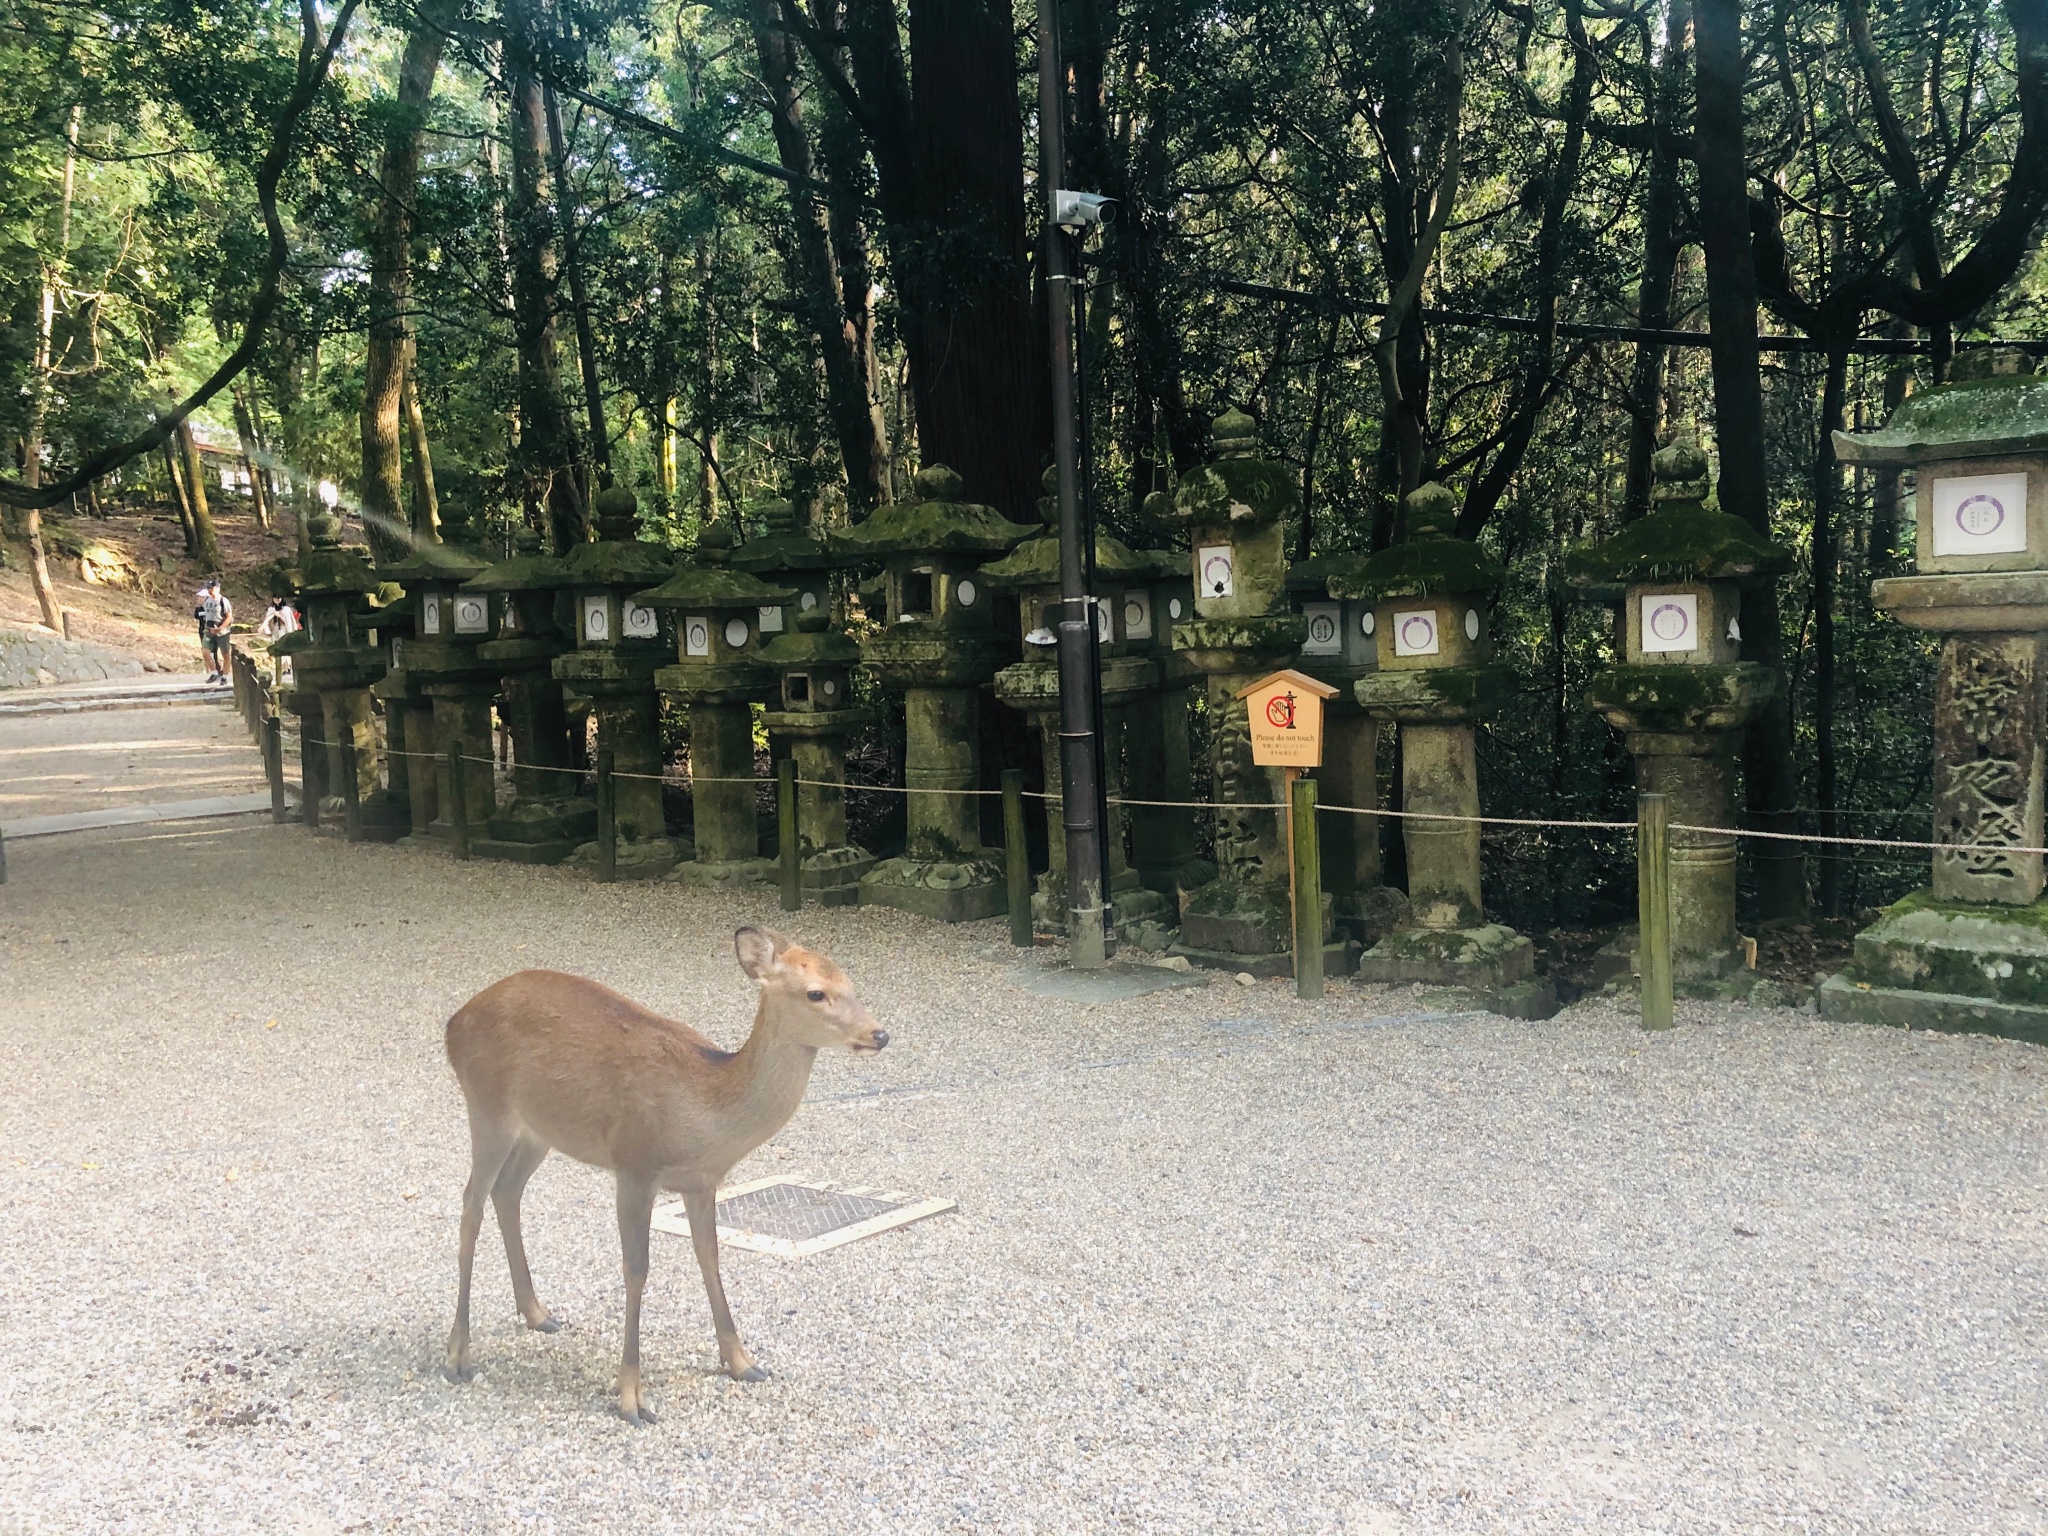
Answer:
[441,926,888,1424]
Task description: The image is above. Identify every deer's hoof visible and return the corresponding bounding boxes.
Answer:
[527,1315,561,1334]
[617,1400,657,1427]
[443,1361,476,1385]
[731,1363,769,1383]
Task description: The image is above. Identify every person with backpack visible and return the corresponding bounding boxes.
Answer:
[195,578,233,683]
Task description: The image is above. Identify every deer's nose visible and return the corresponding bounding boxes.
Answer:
[868,1028,890,1050]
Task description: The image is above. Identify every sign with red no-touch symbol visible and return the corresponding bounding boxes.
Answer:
[1236,668,1340,768]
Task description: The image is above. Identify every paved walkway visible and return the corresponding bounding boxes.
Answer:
[0,690,262,826]
[2,817,2045,1533]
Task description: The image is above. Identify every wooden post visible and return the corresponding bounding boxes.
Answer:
[1638,791,1672,1030]
[303,730,321,831]
[339,734,363,841]
[265,716,287,823]
[595,747,616,883]
[448,741,470,861]
[777,757,801,912]
[1291,772,1324,1000]
[1002,768,1032,947]
[0,827,9,885]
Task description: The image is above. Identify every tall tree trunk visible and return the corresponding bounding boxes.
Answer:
[749,0,888,511]
[542,82,609,479]
[1813,344,1847,917]
[1870,340,1914,569]
[230,386,272,532]
[164,440,197,554]
[21,102,82,631]
[402,352,441,538]
[360,13,445,558]
[178,423,223,571]
[1623,1,1689,522]
[1697,0,1806,921]
[506,56,587,551]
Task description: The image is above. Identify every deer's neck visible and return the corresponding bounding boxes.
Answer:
[709,1008,818,1162]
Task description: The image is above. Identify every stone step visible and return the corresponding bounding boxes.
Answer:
[0,678,229,716]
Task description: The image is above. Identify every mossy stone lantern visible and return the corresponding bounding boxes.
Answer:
[831,463,1037,921]
[551,485,679,877]
[1567,435,1788,996]
[1288,549,1407,946]
[1340,482,1555,1017]
[983,469,1176,948]
[640,525,793,887]
[761,610,877,903]
[1123,490,1207,896]
[1168,409,1346,976]
[364,596,432,836]
[273,505,389,829]
[378,523,495,846]
[463,532,593,863]
[1822,347,2048,1034]
[730,498,833,631]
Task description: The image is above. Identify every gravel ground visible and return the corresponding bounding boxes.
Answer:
[3,818,2047,1534]
[0,697,255,822]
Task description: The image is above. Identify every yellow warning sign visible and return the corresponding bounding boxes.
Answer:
[1236,668,1339,768]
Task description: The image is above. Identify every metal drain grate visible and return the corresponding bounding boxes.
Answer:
[651,1176,956,1258]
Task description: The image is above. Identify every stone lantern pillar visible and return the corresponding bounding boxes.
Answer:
[1341,483,1554,1016]
[551,485,679,877]
[983,470,1176,947]
[1568,436,1788,995]
[463,532,594,862]
[762,610,877,903]
[831,463,1037,920]
[363,599,430,835]
[640,525,793,887]
[1822,347,2048,1034]
[273,505,388,828]
[1122,518,1209,897]
[1167,408,1351,975]
[1288,551,1408,945]
[378,523,496,846]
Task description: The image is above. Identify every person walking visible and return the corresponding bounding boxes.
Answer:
[196,578,234,683]
[257,594,299,639]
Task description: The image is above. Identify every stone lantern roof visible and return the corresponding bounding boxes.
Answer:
[465,526,572,593]
[1173,408,1298,529]
[560,484,674,585]
[1834,347,2048,465]
[377,535,489,586]
[1564,437,1792,598]
[636,521,794,611]
[1330,483,1504,601]
[829,465,1036,559]
[731,498,836,574]
[980,464,1174,590]
[761,607,862,667]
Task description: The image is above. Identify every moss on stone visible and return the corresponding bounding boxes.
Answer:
[634,561,793,610]
[377,539,489,583]
[1564,504,1791,589]
[559,538,675,586]
[760,627,862,666]
[1833,372,2048,465]
[829,482,1037,558]
[1285,549,1370,594]
[293,546,381,597]
[1331,536,1504,601]
[977,530,1162,590]
[464,553,572,593]
[1584,662,1778,717]
[1172,458,1299,528]
[730,532,835,574]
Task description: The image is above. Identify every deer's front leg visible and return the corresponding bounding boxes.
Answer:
[613,1171,659,1425]
[681,1182,766,1382]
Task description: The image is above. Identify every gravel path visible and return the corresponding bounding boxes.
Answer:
[0,696,255,822]
[3,819,2046,1533]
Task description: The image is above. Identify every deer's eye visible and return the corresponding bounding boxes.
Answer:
[806,988,827,1003]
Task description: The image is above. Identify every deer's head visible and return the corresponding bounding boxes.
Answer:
[736,926,888,1053]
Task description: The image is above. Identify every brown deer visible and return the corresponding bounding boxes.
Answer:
[442,926,887,1424]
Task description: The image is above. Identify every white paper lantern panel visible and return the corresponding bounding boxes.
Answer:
[1301,601,1341,656]
[1930,472,2028,557]
[1197,545,1234,599]
[1639,593,1699,653]
[582,594,610,642]
[1392,609,1440,657]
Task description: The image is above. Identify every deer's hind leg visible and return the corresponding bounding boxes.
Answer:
[491,1133,558,1332]
[446,1116,518,1383]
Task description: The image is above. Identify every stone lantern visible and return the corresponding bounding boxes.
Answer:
[1287,550,1407,945]
[1339,482,1554,1016]
[1567,435,1788,995]
[363,596,432,835]
[983,469,1175,947]
[1124,495,1208,897]
[1822,347,2048,1033]
[730,498,833,629]
[463,530,594,863]
[272,504,389,828]
[551,484,679,877]
[1167,408,1348,975]
[760,609,877,902]
[378,519,495,846]
[831,463,1037,920]
[640,524,793,887]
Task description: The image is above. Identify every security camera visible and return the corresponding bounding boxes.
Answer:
[1054,190,1118,229]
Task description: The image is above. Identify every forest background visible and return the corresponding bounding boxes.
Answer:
[0,0,2043,937]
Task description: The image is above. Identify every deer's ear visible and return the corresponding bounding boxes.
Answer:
[735,927,784,980]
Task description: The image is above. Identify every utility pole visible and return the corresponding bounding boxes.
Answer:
[1037,0,1109,968]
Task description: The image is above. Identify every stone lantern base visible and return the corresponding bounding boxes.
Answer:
[1172,880,1359,978]
[1817,890,2048,1041]
[1357,924,1557,1018]
[474,798,597,865]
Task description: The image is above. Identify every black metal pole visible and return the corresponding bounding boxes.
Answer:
[1038,0,1107,969]
[1073,248,1116,947]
